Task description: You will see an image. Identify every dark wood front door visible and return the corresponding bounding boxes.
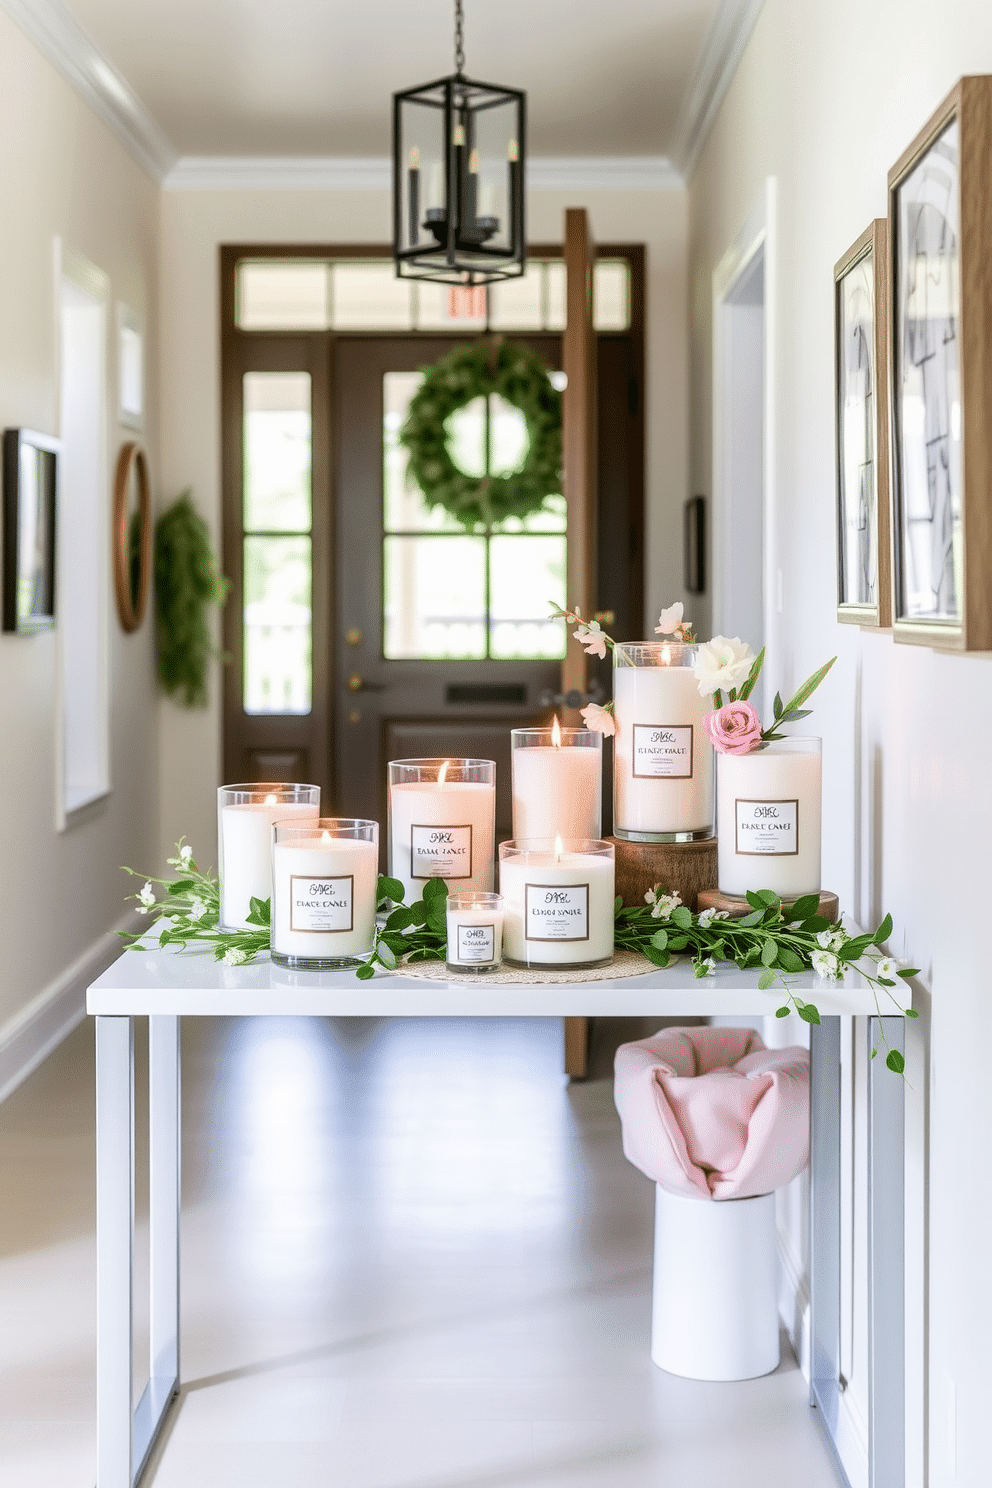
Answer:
[333,335,565,847]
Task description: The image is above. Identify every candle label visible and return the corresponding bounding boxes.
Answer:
[411,824,473,880]
[289,875,355,932]
[524,883,590,942]
[632,724,694,778]
[454,923,497,963]
[735,799,799,856]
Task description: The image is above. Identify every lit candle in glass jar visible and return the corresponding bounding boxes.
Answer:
[271,818,379,968]
[388,758,496,901]
[499,837,614,969]
[217,783,320,930]
[511,718,602,841]
[613,642,713,840]
[716,738,822,897]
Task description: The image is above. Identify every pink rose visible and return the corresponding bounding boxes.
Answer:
[702,700,763,755]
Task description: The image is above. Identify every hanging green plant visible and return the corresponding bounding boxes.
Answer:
[154,491,229,708]
[399,339,562,527]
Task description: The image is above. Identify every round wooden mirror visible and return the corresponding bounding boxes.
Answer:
[113,441,151,632]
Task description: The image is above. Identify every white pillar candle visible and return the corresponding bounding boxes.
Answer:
[388,759,495,901]
[613,643,714,840]
[271,819,379,967]
[217,783,320,930]
[499,838,615,968]
[716,739,822,897]
[511,720,602,841]
[445,892,504,973]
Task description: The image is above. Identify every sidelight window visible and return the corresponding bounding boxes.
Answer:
[242,372,313,713]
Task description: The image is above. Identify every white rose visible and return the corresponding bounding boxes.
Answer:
[811,949,841,980]
[694,636,755,698]
[655,602,684,635]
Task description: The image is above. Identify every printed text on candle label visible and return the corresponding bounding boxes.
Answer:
[632,724,694,778]
[735,800,799,856]
[411,824,473,879]
[524,883,590,942]
[289,875,355,932]
[455,923,496,963]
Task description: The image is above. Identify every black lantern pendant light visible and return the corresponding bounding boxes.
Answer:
[392,0,526,285]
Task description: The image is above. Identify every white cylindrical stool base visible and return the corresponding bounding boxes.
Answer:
[651,1186,780,1381]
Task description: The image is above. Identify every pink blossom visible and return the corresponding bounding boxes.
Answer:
[702,700,763,755]
[580,702,616,736]
[572,622,607,660]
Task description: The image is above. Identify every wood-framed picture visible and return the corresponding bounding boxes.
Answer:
[834,219,890,626]
[888,75,992,650]
[2,428,60,634]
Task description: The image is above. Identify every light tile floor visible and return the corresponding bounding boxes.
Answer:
[0,1014,844,1487]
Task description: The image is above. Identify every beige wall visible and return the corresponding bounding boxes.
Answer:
[688,4,992,1483]
[0,11,160,1042]
[158,183,689,863]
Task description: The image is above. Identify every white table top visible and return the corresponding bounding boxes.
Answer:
[86,944,888,1019]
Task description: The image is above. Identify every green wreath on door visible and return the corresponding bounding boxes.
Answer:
[399,340,562,528]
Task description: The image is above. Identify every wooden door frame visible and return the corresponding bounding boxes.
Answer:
[219,241,645,804]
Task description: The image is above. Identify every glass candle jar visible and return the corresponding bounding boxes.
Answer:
[499,838,615,970]
[388,758,496,900]
[445,892,505,973]
[511,724,602,841]
[613,642,713,841]
[271,818,379,969]
[217,782,320,931]
[716,738,822,898]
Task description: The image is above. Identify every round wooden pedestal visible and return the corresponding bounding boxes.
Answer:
[696,887,840,922]
[608,835,718,910]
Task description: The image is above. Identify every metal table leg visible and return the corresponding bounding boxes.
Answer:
[867,1016,905,1488]
[96,1015,181,1487]
[96,1016,134,1488]
[809,1017,842,1429]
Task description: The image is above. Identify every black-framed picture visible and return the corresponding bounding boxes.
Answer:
[2,428,60,634]
[888,75,992,651]
[834,219,890,626]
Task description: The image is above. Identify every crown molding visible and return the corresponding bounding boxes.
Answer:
[163,153,683,193]
[671,0,765,182]
[0,0,176,180]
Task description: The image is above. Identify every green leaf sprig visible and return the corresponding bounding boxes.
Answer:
[709,647,837,743]
[356,877,449,979]
[614,885,917,1073]
[120,839,270,964]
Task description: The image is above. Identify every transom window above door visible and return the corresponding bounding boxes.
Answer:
[235,257,630,334]
[382,370,567,662]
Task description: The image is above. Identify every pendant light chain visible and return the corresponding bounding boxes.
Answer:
[454,0,465,75]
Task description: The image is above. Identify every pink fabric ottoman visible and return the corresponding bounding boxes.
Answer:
[613,1026,810,1201]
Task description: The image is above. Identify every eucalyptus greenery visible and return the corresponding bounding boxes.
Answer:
[614,886,917,1073]
[122,852,916,1074]
[155,492,229,707]
[399,340,562,528]
[120,841,269,964]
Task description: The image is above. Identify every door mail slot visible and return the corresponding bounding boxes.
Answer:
[446,683,527,705]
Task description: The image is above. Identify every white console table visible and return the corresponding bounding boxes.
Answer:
[86,946,905,1488]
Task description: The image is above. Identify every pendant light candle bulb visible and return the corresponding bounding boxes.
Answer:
[468,147,480,173]
[508,138,519,162]
[453,124,466,147]
[409,146,420,169]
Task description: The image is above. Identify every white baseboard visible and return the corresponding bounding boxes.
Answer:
[0,909,141,1104]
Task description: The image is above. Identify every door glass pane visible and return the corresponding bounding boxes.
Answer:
[383,371,464,531]
[237,261,329,330]
[488,263,545,329]
[594,259,631,330]
[546,262,566,330]
[243,535,313,714]
[243,373,312,532]
[488,535,567,659]
[331,262,414,329]
[383,535,486,658]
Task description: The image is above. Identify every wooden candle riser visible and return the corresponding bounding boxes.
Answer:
[608,835,718,911]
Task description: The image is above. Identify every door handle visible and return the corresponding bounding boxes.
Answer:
[346,674,386,693]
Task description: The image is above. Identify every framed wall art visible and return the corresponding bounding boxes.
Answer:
[834,220,890,626]
[2,428,60,634]
[888,75,992,651]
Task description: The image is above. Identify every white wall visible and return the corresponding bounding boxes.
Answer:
[0,9,160,1062]
[158,183,689,863]
[688,4,992,1483]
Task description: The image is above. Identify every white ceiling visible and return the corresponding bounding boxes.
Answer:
[60,0,724,159]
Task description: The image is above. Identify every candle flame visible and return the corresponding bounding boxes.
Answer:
[507,138,519,163]
[409,145,420,169]
[551,715,562,749]
[554,833,564,863]
[661,644,672,666]
[453,124,466,148]
[468,147,480,174]
[438,759,451,784]
[321,829,331,841]
[264,793,278,805]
